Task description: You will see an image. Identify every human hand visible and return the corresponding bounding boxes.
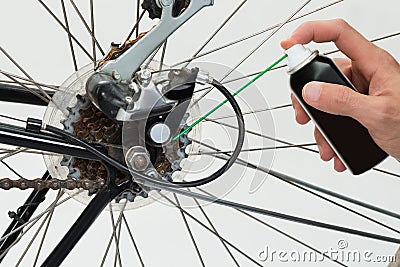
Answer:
[281,19,400,172]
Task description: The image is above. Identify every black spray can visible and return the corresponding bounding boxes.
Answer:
[286,44,387,175]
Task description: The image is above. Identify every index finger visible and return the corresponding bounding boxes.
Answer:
[281,19,380,64]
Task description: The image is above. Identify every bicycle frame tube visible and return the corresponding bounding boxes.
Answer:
[40,175,132,267]
[0,172,52,263]
[0,122,100,160]
[0,84,53,106]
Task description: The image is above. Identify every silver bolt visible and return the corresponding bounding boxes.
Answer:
[159,0,174,7]
[124,96,134,105]
[140,69,152,80]
[137,69,152,86]
[126,146,150,172]
[132,155,149,171]
[112,70,121,80]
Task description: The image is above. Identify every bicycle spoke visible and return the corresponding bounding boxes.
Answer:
[90,0,96,68]
[199,32,400,88]
[373,168,400,179]
[162,193,263,266]
[0,74,59,90]
[126,10,145,41]
[0,148,28,161]
[205,118,318,153]
[207,117,400,181]
[196,188,348,267]
[189,190,240,267]
[32,190,63,267]
[61,0,78,71]
[1,190,63,262]
[159,185,400,244]
[324,32,400,57]
[113,202,127,267]
[0,115,25,123]
[192,0,311,105]
[0,146,53,179]
[210,104,292,121]
[143,43,164,69]
[193,139,400,221]
[37,0,94,61]
[69,0,105,55]
[0,48,52,101]
[122,214,145,267]
[0,215,45,261]
[0,148,57,157]
[1,160,23,179]
[15,190,63,267]
[172,0,344,68]
[0,190,83,243]
[206,117,400,181]
[0,72,49,104]
[0,147,26,178]
[101,202,128,267]
[191,143,317,156]
[0,1,399,266]
[108,203,123,267]
[183,0,247,68]
[113,214,123,267]
[159,40,168,71]
[100,227,116,266]
[173,194,206,267]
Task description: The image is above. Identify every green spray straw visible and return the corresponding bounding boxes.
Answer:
[173,54,288,141]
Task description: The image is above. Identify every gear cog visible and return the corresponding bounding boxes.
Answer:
[61,94,191,195]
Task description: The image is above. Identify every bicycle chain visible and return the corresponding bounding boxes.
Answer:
[0,177,106,191]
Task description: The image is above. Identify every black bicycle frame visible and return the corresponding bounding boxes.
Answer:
[0,84,127,266]
[0,172,51,263]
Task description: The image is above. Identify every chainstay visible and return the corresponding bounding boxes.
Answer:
[0,177,106,191]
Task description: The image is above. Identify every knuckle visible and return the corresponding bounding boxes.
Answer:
[335,18,349,29]
[379,99,398,119]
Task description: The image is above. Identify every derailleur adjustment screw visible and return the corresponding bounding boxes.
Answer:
[137,69,152,86]
[158,0,174,7]
[112,70,121,80]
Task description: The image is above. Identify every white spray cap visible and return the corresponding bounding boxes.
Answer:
[285,44,316,74]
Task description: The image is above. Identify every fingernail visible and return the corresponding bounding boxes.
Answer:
[304,83,322,102]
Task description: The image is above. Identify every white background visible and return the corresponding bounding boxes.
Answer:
[1,0,400,266]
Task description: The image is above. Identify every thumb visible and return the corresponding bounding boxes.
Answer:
[303,81,373,124]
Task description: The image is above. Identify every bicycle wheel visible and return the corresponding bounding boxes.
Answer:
[0,0,399,266]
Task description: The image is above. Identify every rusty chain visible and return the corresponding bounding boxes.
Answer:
[0,177,106,191]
